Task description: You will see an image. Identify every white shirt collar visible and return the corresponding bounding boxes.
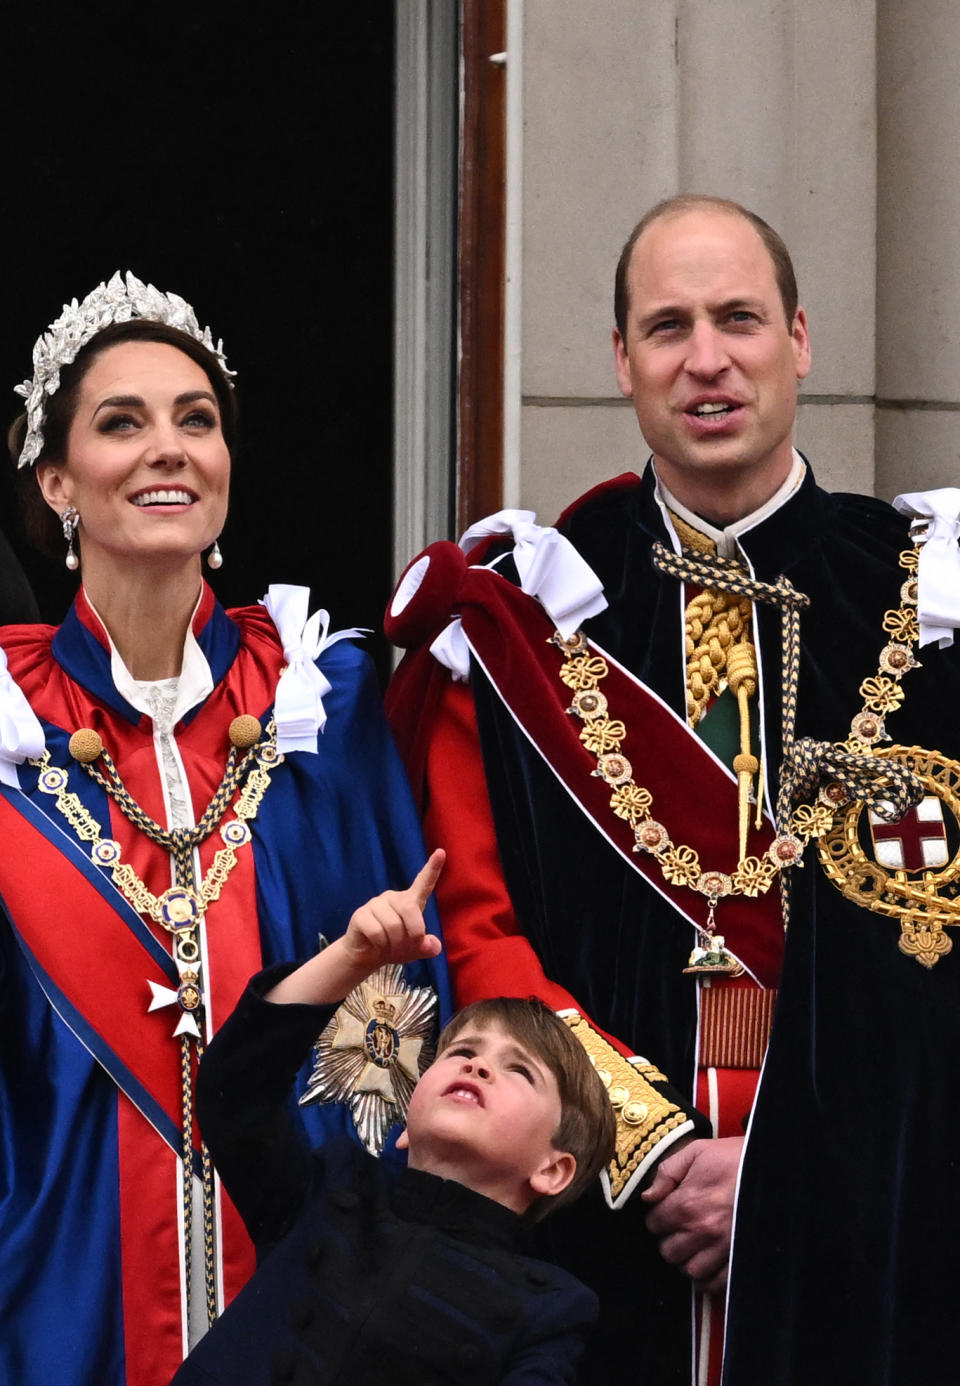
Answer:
[655,450,806,559]
[84,586,214,727]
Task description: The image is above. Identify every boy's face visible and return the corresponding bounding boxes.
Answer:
[398,1022,575,1214]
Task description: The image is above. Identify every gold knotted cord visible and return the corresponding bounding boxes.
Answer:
[684,584,753,726]
[84,725,269,1330]
[650,540,924,940]
[726,640,764,855]
[670,512,762,858]
[170,852,217,1330]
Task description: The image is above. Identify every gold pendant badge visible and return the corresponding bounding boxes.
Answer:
[818,746,960,967]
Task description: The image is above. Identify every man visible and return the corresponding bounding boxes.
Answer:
[387,196,960,1384]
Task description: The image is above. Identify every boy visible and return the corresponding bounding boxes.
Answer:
[173,850,616,1386]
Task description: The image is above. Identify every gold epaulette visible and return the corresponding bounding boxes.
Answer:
[562,1013,690,1203]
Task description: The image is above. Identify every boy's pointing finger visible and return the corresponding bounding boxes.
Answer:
[408,848,446,910]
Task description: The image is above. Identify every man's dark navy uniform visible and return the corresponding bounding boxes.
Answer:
[387,195,960,1385]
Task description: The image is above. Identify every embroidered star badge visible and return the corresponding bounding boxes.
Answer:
[299,964,437,1155]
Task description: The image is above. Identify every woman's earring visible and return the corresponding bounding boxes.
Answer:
[207,539,223,570]
[59,507,80,571]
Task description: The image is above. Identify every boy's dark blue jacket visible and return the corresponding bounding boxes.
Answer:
[171,966,598,1386]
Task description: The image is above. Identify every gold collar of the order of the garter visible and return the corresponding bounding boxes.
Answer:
[553,535,959,969]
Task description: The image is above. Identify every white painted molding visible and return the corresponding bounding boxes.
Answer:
[502,0,524,509]
[393,2,458,581]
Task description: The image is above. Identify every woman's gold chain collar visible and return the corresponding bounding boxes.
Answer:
[30,713,280,973]
[29,710,281,1327]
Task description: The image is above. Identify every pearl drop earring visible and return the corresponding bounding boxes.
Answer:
[59,507,80,571]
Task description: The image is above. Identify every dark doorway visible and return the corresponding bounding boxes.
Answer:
[1,5,395,673]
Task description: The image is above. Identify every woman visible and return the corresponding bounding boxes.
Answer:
[0,273,449,1386]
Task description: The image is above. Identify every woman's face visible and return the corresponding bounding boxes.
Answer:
[37,340,231,574]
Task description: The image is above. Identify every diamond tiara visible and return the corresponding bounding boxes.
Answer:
[13,270,235,469]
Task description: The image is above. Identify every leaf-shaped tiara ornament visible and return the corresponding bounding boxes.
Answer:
[12,270,235,469]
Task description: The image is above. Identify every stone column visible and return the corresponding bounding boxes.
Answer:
[877,0,960,498]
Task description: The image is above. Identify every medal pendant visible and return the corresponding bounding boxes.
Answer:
[683,931,746,976]
[683,878,745,976]
[684,876,746,976]
[897,916,953,969]
[818,746,960,967]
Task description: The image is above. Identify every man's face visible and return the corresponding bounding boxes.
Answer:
[612,208,811,514]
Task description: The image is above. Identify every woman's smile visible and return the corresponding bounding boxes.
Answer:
[37,339,230,581]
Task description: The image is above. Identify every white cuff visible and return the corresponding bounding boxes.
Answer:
[0,645,45,788]
[893,489,960,648]
[600,1118,696,1210]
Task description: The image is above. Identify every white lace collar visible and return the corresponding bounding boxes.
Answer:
[85,587,214,727]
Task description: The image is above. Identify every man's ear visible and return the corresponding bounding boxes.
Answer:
[395,1127,409,1151]
[791,306,812,381]
[612,328,634,399]
[529,1149,576,1200]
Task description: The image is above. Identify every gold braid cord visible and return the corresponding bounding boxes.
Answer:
[685,588,753,725]
[179,1034,195,1303]
[33,721,280,934]
[562,1014,690,1202]
[200,1074,218,1325]
[669,512,756,729]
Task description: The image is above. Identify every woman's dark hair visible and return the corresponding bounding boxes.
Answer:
[8,319,238,560]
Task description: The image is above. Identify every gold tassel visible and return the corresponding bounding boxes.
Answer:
[727,640,759,860]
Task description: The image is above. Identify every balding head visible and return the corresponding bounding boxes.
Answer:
[610,200,811,524]
[615,195,798,339]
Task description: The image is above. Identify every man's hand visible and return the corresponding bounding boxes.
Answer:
[265,850,445,1006]
[640,1135,744,1294]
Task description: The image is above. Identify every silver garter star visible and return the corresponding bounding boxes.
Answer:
[299,964,437,1155]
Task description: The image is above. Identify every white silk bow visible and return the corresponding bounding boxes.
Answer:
[0,645,45,788]
[260,585,368,753]
[892,489,960,648]
[430,509,608,680]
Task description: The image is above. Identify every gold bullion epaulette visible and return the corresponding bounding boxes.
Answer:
[561,1012,696,1208]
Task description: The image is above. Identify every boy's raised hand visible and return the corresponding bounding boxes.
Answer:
[265,850,445,1007]
[341,849,446,973]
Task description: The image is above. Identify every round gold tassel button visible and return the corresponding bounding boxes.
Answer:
[69,728,103,763]
[228,714,261,749]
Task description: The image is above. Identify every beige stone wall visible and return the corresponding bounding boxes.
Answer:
[876,0,960,498]
[514,0,896,523]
